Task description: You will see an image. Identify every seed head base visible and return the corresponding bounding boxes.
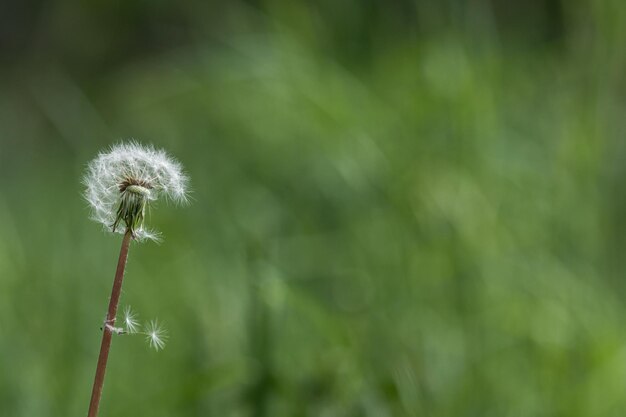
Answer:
[112,184,150,238]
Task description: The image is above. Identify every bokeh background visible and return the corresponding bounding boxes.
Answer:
[2,0,626,416]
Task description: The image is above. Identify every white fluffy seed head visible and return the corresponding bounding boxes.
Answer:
[83,141,189,241]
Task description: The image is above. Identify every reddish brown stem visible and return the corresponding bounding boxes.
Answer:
[87,230,133,417]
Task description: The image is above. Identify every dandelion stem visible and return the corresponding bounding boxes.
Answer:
[87,229,132,417]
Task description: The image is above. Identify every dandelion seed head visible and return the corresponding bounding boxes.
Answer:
[145,320,167,351]
[83,141,189,241]
[123,306,139,334]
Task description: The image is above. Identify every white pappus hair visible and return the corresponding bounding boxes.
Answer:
[83,141,189,241]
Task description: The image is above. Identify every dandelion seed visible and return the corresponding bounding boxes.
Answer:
[144,320,167,351]
[123,306,139,334]
[83,141,189,241]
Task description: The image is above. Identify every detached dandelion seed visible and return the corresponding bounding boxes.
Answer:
[84,141,189,417]
[145,320,168,351]
[123,306,139,334]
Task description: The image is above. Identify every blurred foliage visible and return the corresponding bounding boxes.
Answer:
[2,0,626,416]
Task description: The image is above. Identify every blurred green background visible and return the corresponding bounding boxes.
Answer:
[2,0,626,416]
